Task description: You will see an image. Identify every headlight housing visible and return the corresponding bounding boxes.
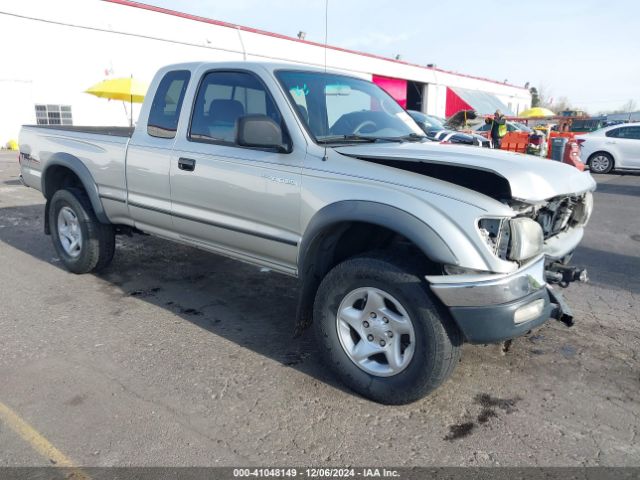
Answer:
[479,217,544,262]
[572,192,594,226]
[478,218,510,259]
[508,217,544,261]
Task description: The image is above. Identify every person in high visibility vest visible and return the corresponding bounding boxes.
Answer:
[488,109,507,149]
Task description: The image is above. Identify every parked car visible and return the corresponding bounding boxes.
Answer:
[407,110,491,147]
[473,120,533,135]
[19,61,595,404]
[511,122,534,133]
[578,122,640,173]
[602,120,626,128]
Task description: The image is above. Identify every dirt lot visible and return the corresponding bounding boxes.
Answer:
[0,150,638,467]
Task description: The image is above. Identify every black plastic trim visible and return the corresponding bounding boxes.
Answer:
[99,194,126,204]
[127,201,297,246]
[448,288,552,344]
[41,153,110,224]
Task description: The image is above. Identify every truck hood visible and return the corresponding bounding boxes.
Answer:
[335,142,596,203]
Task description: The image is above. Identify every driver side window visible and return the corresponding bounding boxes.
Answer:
[189,71,282,146]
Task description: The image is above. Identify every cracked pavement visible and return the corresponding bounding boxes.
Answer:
[0,151,638,466]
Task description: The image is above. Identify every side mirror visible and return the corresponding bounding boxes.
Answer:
[236,114,289,152]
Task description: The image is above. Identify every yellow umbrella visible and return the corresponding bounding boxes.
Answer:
[85,77,148,126]
[519,107,555,118]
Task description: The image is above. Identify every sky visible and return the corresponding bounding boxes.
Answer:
[144,0,640,113]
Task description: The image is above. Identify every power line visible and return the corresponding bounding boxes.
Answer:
[0,9,372,77]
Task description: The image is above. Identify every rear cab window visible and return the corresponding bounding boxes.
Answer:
[147,70,191,139]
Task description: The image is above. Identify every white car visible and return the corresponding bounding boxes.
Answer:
[579,123,640,173]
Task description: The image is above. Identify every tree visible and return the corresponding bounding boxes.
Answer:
[606,100,638,115]
[552,96,572,113]
[528,83,583,114]
[619,99,637,113]
[529,87,540,107]
[536,83,552,108]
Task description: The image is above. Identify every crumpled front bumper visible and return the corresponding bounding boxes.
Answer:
[426,256,563,344]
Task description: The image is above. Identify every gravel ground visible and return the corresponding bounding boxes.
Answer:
[0,150,638,467]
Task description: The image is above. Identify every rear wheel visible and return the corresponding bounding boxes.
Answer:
[313,253,462,404]
[49,188,115,274]
[589,152,614,174]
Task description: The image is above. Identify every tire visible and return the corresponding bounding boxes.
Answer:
[49,188,115,274]
[313,252,462,404]
[588,152,614,174]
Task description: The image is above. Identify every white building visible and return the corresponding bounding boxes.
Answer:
[0,0,531,144]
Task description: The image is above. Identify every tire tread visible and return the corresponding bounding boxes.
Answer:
[313,250,462,404]
[49,188,115,274]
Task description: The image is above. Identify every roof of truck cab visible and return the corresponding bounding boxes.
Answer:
[160,61,360,78]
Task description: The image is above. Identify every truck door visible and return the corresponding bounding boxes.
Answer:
[125,70,191,234]
[170,69,302,274]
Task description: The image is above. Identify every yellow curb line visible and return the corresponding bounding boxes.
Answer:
[0,400,91,479]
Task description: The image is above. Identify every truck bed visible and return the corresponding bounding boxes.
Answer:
[22,125,134,137]
[19,124,131,204]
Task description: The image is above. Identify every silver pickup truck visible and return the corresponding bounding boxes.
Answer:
[19,61,595,404]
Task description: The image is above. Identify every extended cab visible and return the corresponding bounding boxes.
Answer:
[19,62,596,404]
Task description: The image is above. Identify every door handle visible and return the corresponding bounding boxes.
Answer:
[178,157,196,171]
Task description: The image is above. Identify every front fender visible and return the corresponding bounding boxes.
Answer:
[294,200,462,334]
[298,200,458,273]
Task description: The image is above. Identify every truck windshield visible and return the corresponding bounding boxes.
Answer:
[276,70,425,144]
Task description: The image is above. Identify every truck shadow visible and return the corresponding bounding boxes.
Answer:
[0,203,347,393]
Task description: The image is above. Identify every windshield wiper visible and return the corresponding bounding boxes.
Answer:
[398,133,429,142]
[316,134,382,144]
[317,134,426,144]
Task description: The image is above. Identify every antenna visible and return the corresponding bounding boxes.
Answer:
[324,0,328,73]
[322,0,329,161]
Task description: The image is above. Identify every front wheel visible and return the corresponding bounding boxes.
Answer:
[49,188,115,274]
[313,253,462,404]
[589,152,614,174]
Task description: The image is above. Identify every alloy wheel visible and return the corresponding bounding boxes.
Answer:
[57,206,83,257]
[336,287,416,377]
[590,155,611,173]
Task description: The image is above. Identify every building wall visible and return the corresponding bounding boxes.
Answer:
[0,0,530,143]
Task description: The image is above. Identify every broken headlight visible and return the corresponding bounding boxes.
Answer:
[508,217,544,261]
[479,217,544,262]
[478,218,510,259]
[571,192,594,227]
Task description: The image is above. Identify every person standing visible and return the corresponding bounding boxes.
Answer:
[489,109,507,149]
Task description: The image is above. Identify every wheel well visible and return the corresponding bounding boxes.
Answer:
[43,165,85,199]
[587,150,615,165]
[295,221,441,334]
[43,166,87,235]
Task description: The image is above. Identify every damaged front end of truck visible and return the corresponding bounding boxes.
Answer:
[335,143,596,342]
